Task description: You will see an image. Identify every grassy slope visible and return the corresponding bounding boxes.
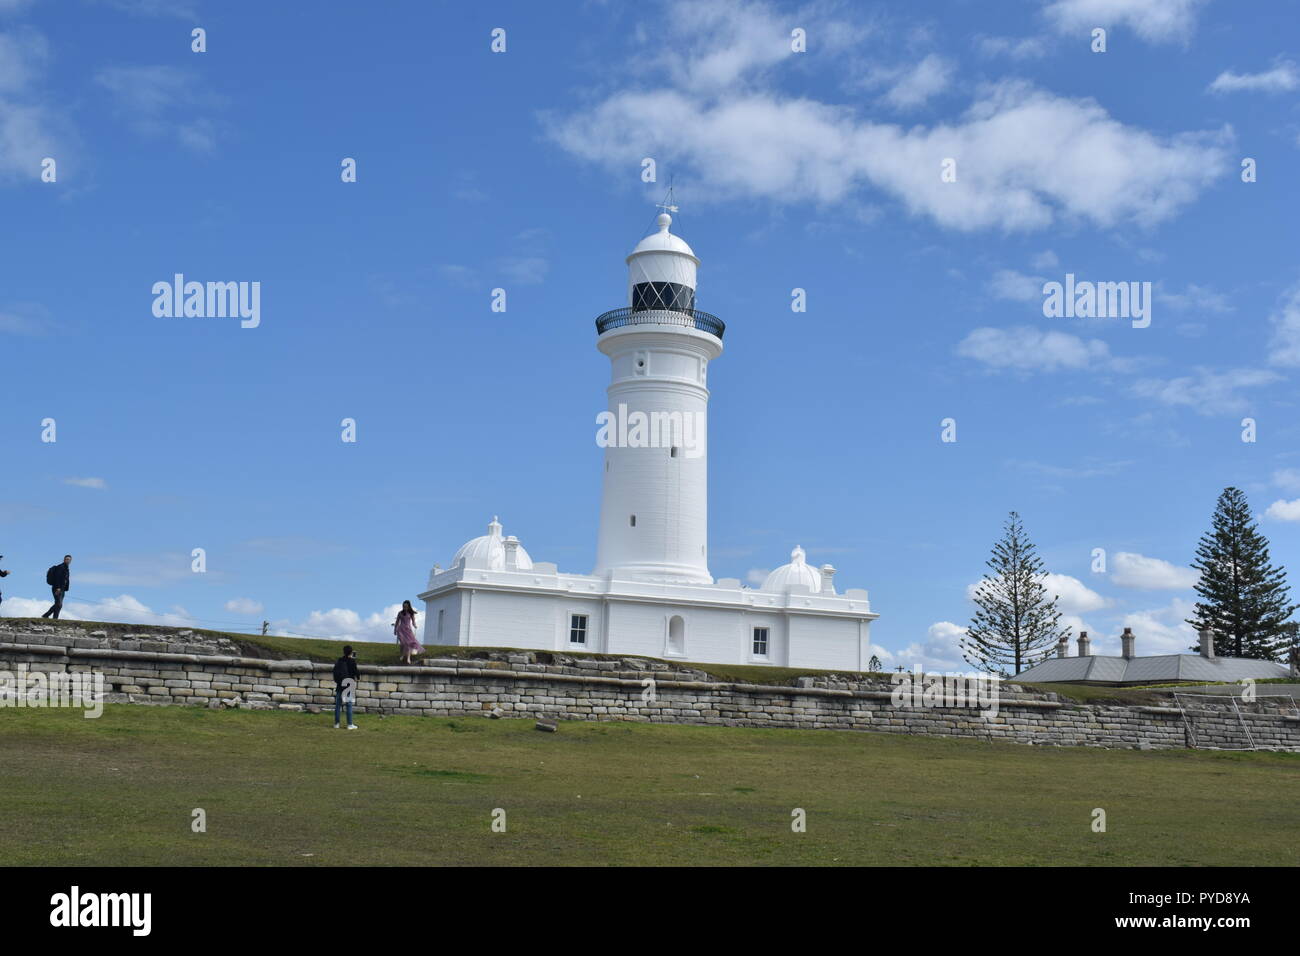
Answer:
[2,706,1296,866]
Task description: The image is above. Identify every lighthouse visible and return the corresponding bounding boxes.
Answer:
[592,212,725,585]
[419,204,878,669]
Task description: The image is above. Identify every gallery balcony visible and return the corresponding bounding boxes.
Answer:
[594,307,726,340]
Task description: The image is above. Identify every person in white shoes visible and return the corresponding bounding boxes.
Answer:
[331,645,360,729]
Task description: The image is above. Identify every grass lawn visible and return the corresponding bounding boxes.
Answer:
[3,706,1297,866]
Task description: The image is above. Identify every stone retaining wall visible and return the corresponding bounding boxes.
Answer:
[3,622,1298,751]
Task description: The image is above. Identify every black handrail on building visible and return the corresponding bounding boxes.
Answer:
[594,307,725,340]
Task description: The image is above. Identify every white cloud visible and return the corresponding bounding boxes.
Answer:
[1132,367,1281,415]
[96,65,192,115]
[94,65,222,152]
[546,7,1231,234]
[864,54,953,111]
[1208,60,1299,94]
[1267,284,1300,367]
[280,604,404,643]
[1272,469,1300,493]
[1110,551,1199,589]
[745,567,770,586]
[63,477,107,489]
[956,326,1117,372]
[0,302,51,335]
[966,574,1107,615]
[178,117,216,152]
[648,0,869,94]
[436,264,477,289]
[0,590,403,645]
[0,27,76,185]
[1156,283,1232,313]
[224,597,264,615]
[0,592,197,628]
[0,25,45,92]
[94,0,201,17]
[1115,598,1199,655]
[1264,499,1300,522]
[881,621,969,673]
[1030,250,1060,270]
[987,268,1047,303]
[1007,457,1132,479]
[497,256,549,285]
[1042,0,1209,44]
[974,35,1048,60]
[1042,573,1109,613]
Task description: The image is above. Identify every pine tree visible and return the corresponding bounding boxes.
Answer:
[1186,487,1298,660]
[962,511,1071,675]
[868,654,881,673]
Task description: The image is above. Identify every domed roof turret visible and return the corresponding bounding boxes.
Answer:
[761,545,822,594]
[629,213,697,259]
[627,213,699,312]
[452,516,533,571]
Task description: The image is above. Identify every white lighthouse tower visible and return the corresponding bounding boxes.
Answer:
[592,212,724,585]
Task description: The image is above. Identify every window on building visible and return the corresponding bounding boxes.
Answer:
[437,608,445,644]
[570,614,588,646]
[630,514,636,527]
[752,626,769,657]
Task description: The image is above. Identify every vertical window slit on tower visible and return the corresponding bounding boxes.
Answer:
[630,515,636,527]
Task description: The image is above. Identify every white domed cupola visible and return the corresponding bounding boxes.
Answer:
[452,516,533,571]
[762,545,822,594]
[627,213,699,312]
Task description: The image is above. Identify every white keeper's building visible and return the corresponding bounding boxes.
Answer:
[418,213,879,669]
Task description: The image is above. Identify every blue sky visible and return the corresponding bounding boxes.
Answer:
[2,0,1299,670]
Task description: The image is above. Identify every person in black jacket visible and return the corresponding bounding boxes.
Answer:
[41,555,71,619]
[333,645,359,730]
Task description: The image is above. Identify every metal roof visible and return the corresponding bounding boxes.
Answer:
[1015,653,1288,685]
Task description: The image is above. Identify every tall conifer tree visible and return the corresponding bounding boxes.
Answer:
[1186,487,1297,659]
[963,512,1071,676]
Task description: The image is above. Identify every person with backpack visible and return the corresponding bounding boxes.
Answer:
[41,554,71,619]
[332,645,359,730]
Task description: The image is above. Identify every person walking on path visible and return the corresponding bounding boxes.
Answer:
[394,600,423,665]
[41,554,71,619]
[332,645,359,730]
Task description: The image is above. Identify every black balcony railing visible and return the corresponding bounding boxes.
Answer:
[595,307,725,340]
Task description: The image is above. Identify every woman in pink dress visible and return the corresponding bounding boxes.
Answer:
[394,600,423,664]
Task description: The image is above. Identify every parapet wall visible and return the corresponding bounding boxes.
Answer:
[3,621,1298,751]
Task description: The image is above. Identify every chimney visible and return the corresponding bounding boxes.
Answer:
[819,564,837,595]
[1199,629,1215,659]
[1121,627,1135,660]
[1077,631,1091,657]
[503,536,520,570]
[1056,635,1069,659]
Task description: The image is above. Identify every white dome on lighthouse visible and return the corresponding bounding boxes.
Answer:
[627,213,699,310]
[630,213,697,258]
[452,516,533,571]
[762,545,822,594]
